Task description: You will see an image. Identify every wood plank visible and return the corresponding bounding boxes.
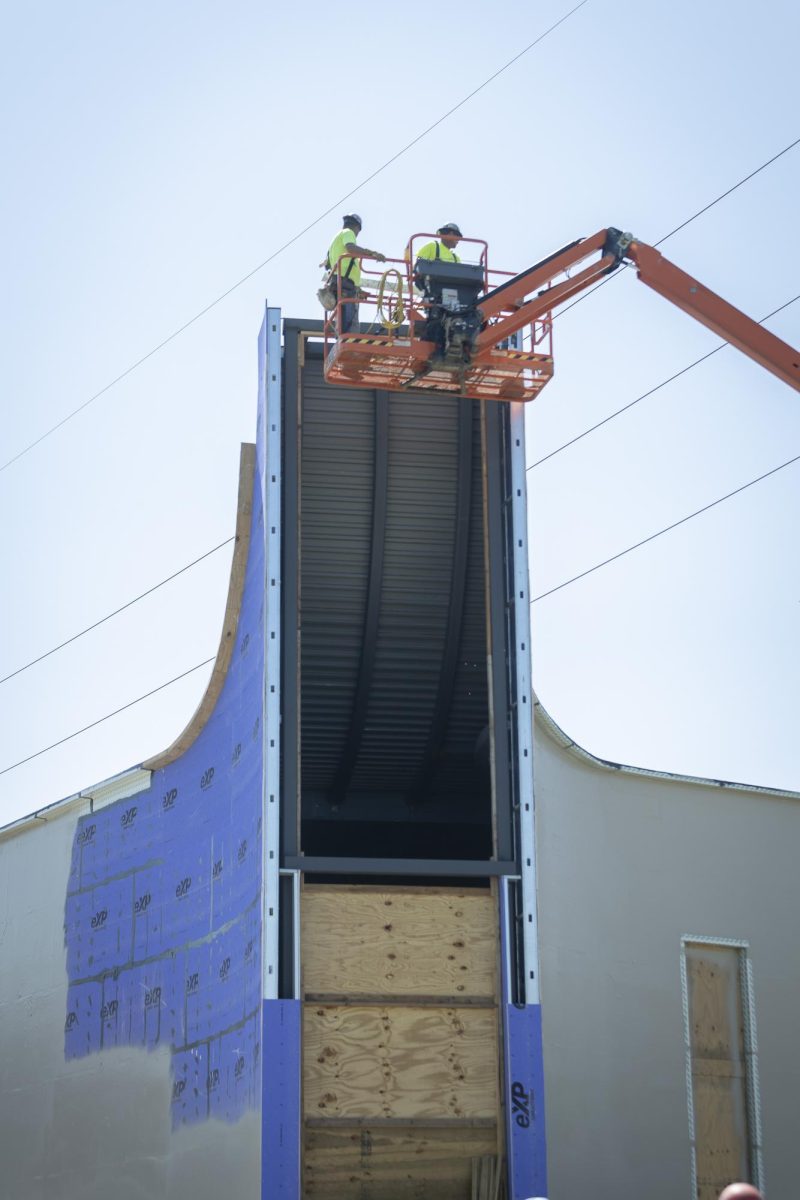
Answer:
[693,1075,750,1200]
[471,1154,503,1200]
[304,1005,498,1120]
[304,1123,497,1200]
[305,994,496,1008]
[305,1117,497,1129]
[302,886,497,1000]
[685,945,751,1197]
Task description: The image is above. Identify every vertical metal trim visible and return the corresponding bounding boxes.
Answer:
[263,307,282,1000]
[509,400,540,1005]
[501,875,515,1002]
[281,327,300,859]
[292,869,301,1002]
[742,953,765,1191]
[679,940,698,1199]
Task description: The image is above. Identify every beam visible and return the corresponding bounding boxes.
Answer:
[285,856,518,877]
[328,391,390,801]
[630,240,800,392]
[410,397,474,802]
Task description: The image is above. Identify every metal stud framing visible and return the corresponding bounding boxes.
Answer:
[262,307,282,999]
[508,399,541,1006]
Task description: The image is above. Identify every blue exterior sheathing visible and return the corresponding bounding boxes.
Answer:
[505,1002,548,1199]
[63,457,267,1131]
[261,999,301,1199]
[499,885,548,1197]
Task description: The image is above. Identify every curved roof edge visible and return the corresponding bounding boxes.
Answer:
[534,692,800,802]
[1,442,256,841]
[143,442,256,770]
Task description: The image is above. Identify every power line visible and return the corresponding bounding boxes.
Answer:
[528,294,800,471]
[6,446,800,777]
[551,134,800,321]
[532,450,800,603]
[0,0,591,478]
[0,658,215,778]
[0,536,234,687]
[654,136,800,246]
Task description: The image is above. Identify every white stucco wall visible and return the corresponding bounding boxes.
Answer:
[533,703,800,1200]
[0,803,261,1200]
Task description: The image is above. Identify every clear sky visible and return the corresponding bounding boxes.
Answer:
[1,0,799,826]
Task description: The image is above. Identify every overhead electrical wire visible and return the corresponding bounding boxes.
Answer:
[0,536,234,687]
[0,658,216,779]
[551,134,800,322]
[1,58,797,774]
[0,0,591,477]
[5,282,791,698]
[531,450,800,603]
[528,293,800,471]
[3,443,799,779]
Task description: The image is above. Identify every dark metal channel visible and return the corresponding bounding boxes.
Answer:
[286,856,516,877]
[410,396,474,802]
[484,403,514,864]
[278,872,295,999]
[281,325,300,860]
[328,390,389,801]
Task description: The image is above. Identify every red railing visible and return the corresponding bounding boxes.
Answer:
[321,233,555,402]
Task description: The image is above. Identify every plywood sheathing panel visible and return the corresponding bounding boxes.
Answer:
[302,886,496,1000]
[304,1005,498,1120]
[304,1123,497,1200]
[685,946,750,1200]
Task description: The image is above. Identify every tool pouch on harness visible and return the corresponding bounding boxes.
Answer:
[317,254,356,310]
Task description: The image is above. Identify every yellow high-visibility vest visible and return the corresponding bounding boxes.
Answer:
[327,228,361,287]
[416,240,460,263]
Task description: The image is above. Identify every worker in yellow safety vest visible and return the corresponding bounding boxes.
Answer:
[410,223,464,354]
[323,214,386,333]
[415,222,463,263]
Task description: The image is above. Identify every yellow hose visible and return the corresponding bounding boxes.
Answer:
[376,269,405,332]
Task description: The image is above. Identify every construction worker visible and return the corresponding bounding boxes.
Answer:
[324,214,386,334]
[410,223,464,358]
[415,222,463,264]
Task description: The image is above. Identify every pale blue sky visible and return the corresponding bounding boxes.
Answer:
[1,0,799,824]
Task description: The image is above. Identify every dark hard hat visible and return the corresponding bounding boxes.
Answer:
[343,213,363,227]
[438,222,462,237]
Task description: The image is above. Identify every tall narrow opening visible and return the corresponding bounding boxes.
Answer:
[295,340,495,864]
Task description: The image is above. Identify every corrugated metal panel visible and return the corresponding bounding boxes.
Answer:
[352,392,461,792]
[300,363,374,790]
[299,354,488,815]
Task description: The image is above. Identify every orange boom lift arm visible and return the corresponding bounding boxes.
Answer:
[474,228,800,392]
[322,227,800,401]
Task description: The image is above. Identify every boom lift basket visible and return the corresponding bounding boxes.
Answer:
[323,234,555,402]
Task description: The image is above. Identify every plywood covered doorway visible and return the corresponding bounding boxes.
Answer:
[301,884,504,1199]
[683,940,762,1200]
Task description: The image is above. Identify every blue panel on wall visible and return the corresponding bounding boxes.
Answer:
[504,1003,548,1200]
[63,460,267,1130]
[499,883,548,1198]
[261,1000,301,1200]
